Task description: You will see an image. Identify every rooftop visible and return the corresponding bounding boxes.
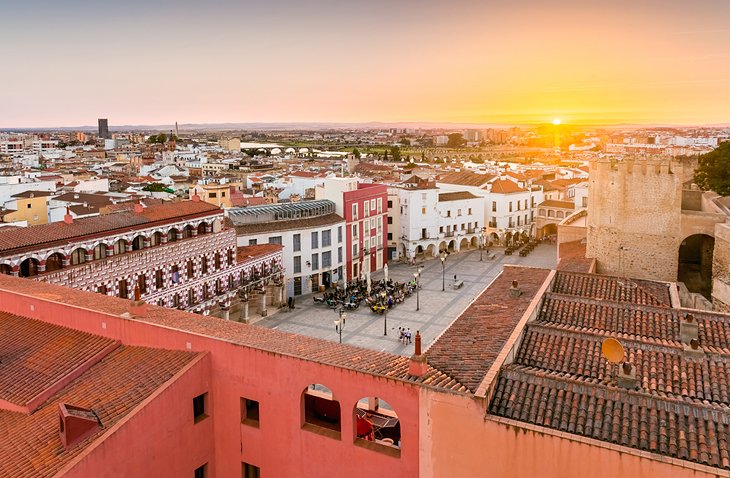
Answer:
[489,268,730,471]
[0,313,198,477]
[438,171,494,188]
[0,200,220,256]
[539,199,575,209]
[438,191,480,202]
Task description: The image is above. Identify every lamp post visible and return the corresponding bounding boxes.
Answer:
[334,307,347,344]
[414,266,422,311]
[380,290,388,336]
[439,251,447,292]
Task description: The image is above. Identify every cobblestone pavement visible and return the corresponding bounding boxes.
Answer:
[254,244,557,355]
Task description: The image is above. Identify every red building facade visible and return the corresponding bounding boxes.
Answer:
[343,183,388,280]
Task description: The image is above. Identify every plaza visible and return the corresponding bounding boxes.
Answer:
[255,244,558,355]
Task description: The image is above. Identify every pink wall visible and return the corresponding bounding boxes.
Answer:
[0,288,419,477]
[420,390,721,478]
[60,354,214,477]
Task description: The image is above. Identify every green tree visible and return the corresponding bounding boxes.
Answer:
[694,142,730,196]
[404,162,416,169]
[142,183,169,192]
[399,138,411,146]
[390,146,401,162]
[352,148,361,159]
[383,149,389,161]
[446,133,466,148]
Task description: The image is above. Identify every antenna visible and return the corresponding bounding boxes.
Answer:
[601,337,625,385]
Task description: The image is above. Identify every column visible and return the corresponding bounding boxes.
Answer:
[11,265,19,277]
[84,251,93,262]
[62,255,71,267]
[106,245,114,257]
[241,301,249,323]
[143,237,151,249]
[38,260,46,273]
[260,292,267,317]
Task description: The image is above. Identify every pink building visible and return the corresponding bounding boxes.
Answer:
[0,261,728,477]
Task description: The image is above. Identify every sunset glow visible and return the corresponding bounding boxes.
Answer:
[1,0,729,127]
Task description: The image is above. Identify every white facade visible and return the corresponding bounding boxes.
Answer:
[397,186,484,259]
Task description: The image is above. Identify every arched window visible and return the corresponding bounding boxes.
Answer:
[168,228,179,242]
[19,258,40,277]
[114,239,127,255]
[556,211,564,219]
[46,252,65,272]
[354,397,401,452]
[539,209,546,217]
[93,243,105,260]
[151,231,162,246]
[547,210,555,218]
[0,263,13,275]
[183,225,194,239]
[302,384,341,438]
[198,222,208,235]
[70,248,86,266]
[132,236,145,251]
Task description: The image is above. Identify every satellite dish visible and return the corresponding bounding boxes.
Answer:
[602,338,625,364]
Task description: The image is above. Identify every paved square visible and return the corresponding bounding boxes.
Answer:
[255,244,557,355]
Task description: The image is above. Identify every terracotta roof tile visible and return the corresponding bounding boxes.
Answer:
[489,179,525,194]
[438,191,480,201]
[231,213,344,235]
[489,269,730,471]
[0,312,117,410]
[0,275,466,393]
[0,344,198,477]
[438,171,494,187]
[426,266,551,392]
[539,200,575,209]
[0,200,220,255]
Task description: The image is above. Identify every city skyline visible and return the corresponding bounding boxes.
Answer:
[2,0,729,127]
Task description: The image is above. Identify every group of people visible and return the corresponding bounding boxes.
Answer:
[397,327,413,345]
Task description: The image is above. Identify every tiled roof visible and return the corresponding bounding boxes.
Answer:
[0,344,198,477]
[0,274,467,393]
[236,243,283,261]
[438,171,494,187]
[489,270,730,471]
[0,312,117,410]
[552,271,672,306]
[556,240,594,273]
[438,191,480,202]
[230,212,344,235]
[539,199,575,209]
[426,266,551,393]
[0,200,220,255]
[489,179,525,194]
[11,191,54,199]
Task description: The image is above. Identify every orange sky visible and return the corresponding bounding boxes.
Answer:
[1,0,729,127]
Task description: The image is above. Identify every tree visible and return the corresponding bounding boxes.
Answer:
[352,148,361,159]
[390,146,401,162]
[399,138,411,146]
[383,149,389,161]
[446,133,466,148]
[694,142,730,196]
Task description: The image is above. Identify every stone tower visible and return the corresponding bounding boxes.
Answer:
[586,157,685,282]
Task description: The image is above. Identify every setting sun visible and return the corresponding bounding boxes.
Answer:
[552,119,561,125]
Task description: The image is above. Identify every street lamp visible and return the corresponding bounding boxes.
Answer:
[439,251,448,291]
[380,289,388,336]
[414,266,422,311]
[334,307,347,344]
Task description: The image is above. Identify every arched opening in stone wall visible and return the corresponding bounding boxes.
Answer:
[20,258,39,277]
[46,252,65,272]
[678,234,714,299]
[0,263,12,275]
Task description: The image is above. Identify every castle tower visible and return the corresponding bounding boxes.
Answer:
[586,157,684,282]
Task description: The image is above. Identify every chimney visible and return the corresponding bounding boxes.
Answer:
[133,198,144,213]
[63,206,73,224]
[617,361,639,390]
[73,193,79,199]
[509,280,522,298]
[408,331,428,377]
[680,313,699,344]
[683,337,705,359]
[58,403,101,450]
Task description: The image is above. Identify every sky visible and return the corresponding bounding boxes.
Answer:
[2,0,729,127]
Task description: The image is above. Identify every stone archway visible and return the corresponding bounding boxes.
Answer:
[678,234,714,299]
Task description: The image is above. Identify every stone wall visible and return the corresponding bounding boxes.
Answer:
[586,157,684,281]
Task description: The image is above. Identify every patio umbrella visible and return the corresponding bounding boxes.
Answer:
[384,263,388,282]
[366,272,371,294]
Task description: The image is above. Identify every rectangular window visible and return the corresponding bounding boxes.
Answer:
[370,199,376,210]
[377,197,383,213]
[242,463,261,478]
[119,279,128,299]
[209,192,217,198]
[293,233,301,252]
[311,253,319,270]
[421,207,426,215]
[322,230,331,247]
[387,200,393,208]
[322,251,332,268]
[364,219,370,232]
[352,224,358,238]
[221,191,226,197]
[193,393,208,423]
[352,244,358,258]
[352,203,358,220]
[241,398,260,427]
[364,202,370,217]
[492,201,496,212]
[269,236,282,245]
[509,202,513,212]
[294,256,301,274]
[337,226,342,243]
[338,247,342,263]
[249,239,257,246]
[195,464,207,478]
[387,232,393,240]
[446,210,451,217]
[468,207,472,215]
[311,231,319,249]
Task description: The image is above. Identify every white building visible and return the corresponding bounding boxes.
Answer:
[227,200,346,298]
[396,176,485,259]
